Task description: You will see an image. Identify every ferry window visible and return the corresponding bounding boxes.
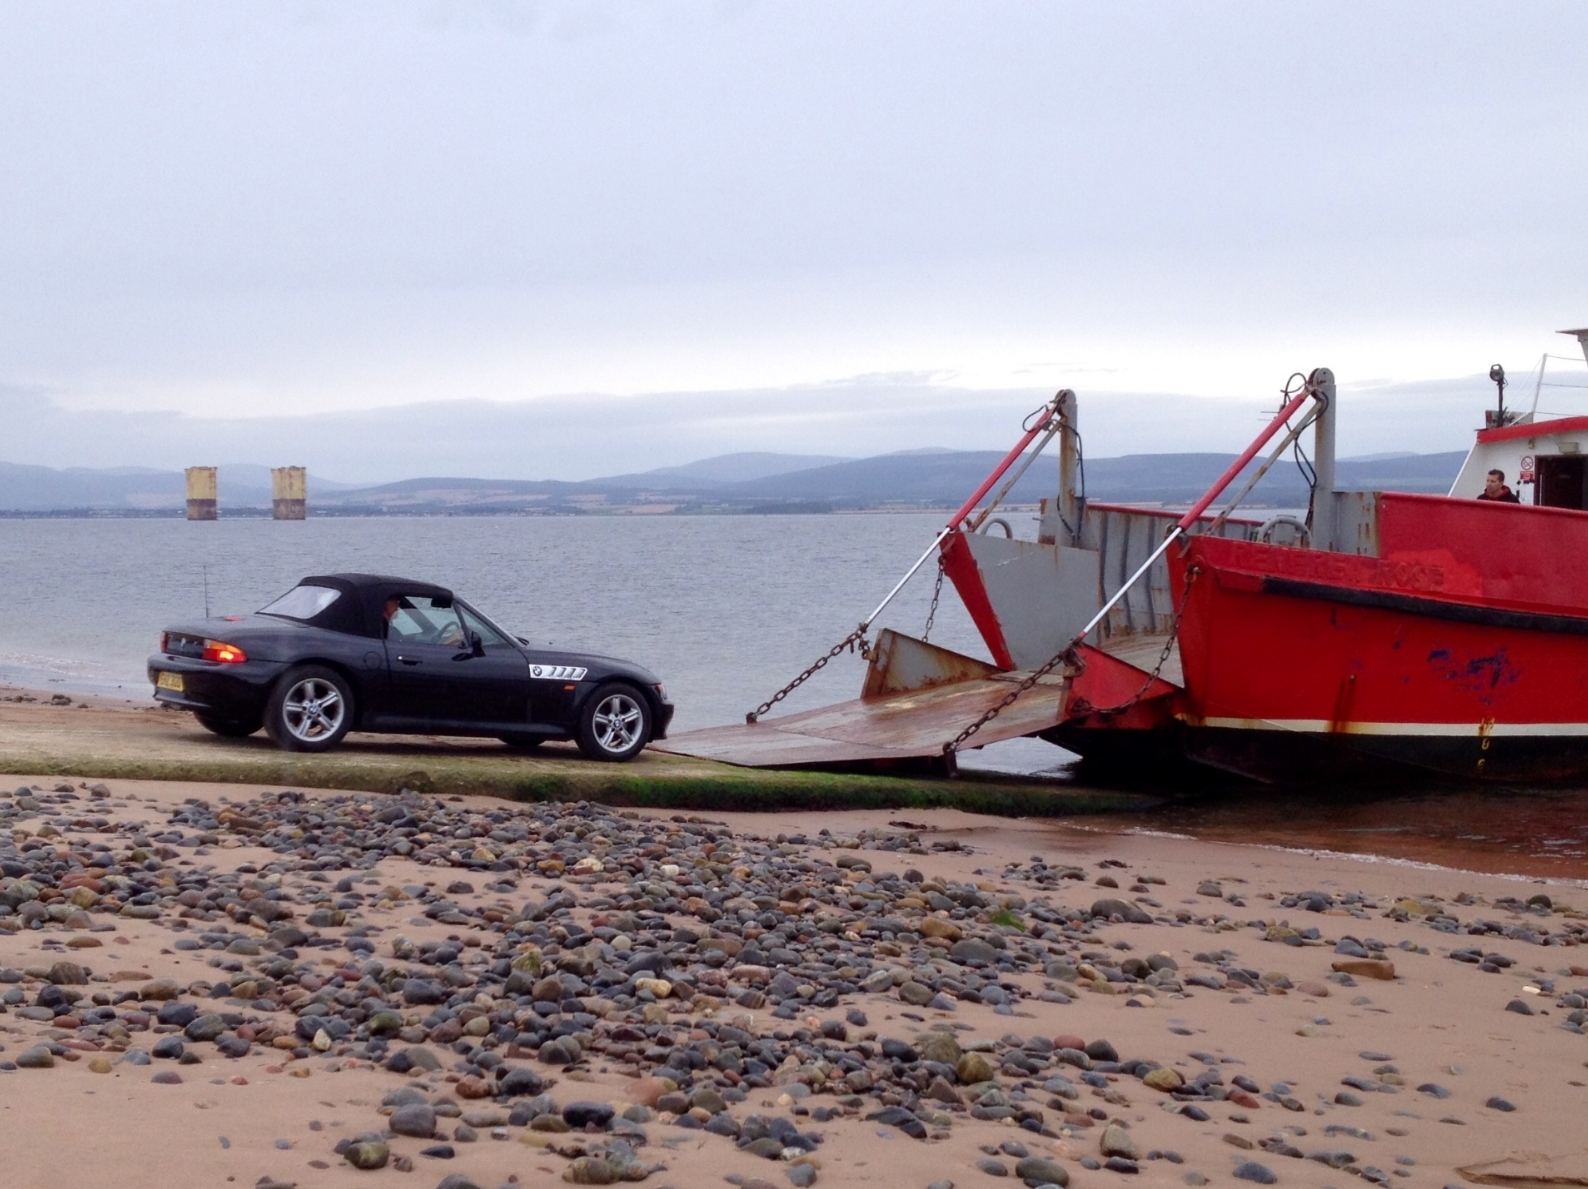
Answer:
[1536,456,1588,511]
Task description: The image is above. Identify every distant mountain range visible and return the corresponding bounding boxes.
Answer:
[0,449,1468,515]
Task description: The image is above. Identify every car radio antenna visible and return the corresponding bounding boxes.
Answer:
[203,565,210,618]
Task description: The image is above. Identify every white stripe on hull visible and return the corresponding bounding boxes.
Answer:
[1191,716,1588,738]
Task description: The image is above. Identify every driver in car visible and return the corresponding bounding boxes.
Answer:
[384,596,467,646]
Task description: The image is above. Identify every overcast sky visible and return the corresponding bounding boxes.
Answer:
[2,1,1586,481]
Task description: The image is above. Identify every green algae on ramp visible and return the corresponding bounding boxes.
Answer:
[0,699,1155,815]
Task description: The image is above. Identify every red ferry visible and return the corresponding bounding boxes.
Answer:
[663,329,1588,784]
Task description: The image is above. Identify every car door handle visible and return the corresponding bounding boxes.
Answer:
[397,656,422,666]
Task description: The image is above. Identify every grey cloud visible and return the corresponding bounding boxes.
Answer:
[0,371,1534,485]
[1,2,1585,427]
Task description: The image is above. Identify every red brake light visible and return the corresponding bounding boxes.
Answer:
[160,632,170,654]
[202,640,247,664]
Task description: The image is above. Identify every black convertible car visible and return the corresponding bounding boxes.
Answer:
[147,573,672,760]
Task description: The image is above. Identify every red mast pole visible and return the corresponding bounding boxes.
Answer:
[946,406,1059,530]
[1176,387,1313,531]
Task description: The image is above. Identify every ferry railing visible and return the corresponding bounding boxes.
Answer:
[1083,503,1260,642]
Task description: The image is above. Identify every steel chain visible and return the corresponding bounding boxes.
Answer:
[1087,562,1199,718]
[943,560,1200,753]
[943,643,1077,756]
[746,627,868,723]
[921,556,946,641]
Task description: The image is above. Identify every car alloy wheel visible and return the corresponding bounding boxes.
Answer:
[281,676,346,744]
[592,692,644,751]
[576,682,651,761]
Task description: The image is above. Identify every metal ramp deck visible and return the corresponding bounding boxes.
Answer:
[653,630,1071,769]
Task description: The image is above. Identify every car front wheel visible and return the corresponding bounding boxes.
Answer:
[265,665,354,752]
[576,683,651,762]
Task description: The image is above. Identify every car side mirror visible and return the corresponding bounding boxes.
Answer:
[468,630,485,658]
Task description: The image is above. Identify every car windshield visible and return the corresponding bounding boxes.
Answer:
[459,604,514,647]
[259,584,342,621]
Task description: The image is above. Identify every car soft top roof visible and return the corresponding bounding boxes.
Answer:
[299,574,454,599]
[287,574,457,639]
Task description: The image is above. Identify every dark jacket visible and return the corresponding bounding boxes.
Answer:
[1477,485,1521,503]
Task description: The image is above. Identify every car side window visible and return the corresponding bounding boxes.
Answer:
[384,596,466,647]
[459,606,512,649]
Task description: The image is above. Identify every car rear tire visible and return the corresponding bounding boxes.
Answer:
[195,711,263,738]
[498,734,544,752]
[265,665,353,752]
[575,682,651,762]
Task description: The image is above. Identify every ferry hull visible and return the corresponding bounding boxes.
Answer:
[1157,506,1588,783]
[1052,721,1588,785]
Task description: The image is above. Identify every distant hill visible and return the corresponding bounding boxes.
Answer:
[315,449,1467,514]
[628,451,851,484]
[0,448,1468,515]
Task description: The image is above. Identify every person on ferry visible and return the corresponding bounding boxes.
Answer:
[1477,468,1521,503]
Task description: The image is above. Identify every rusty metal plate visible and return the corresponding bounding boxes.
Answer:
[860,628,1000,698]
[654,670,1069,768]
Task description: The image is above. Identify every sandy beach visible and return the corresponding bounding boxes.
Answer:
[0,772,1582,1189]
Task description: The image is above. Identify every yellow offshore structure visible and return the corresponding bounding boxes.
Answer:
[185,466,218,520]
[271,467,307,520]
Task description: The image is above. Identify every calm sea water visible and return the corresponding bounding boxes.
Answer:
[0,513,1064,776]
[1,514,1584,880]
[0,513,958,712]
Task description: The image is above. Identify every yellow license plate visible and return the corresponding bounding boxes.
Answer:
[156,671,184,692]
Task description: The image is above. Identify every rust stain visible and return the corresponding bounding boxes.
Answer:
[1328,673,1357,734]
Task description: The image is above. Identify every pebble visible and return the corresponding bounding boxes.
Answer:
[1232,1162,1277,1184]
[15,1045,54,1069]
[1307,1151,1356,1168]
[390,1104,438,1138]
[1015,1156,1070,1186]
[344,1140,390,1170]
[1100,1122,1140,1161]
[563,1101,616,1130]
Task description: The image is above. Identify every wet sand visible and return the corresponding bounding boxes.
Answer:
[1075,784,1588,884]
[0,774,1585,1189]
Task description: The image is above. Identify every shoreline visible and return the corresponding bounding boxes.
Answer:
[6,682,1588,884]
[1097,826,1587,891]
